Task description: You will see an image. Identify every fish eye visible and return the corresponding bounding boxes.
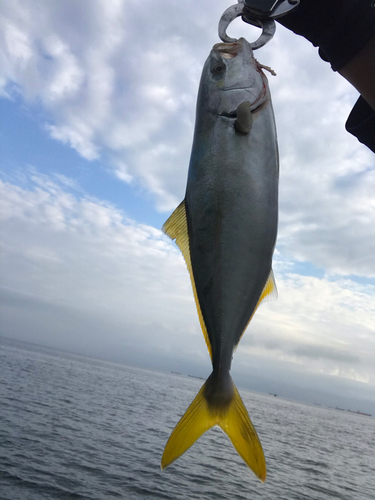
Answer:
[212,63,225,75]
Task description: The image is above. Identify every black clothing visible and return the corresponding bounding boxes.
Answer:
[346,97,375,153]
[277,0,375,153]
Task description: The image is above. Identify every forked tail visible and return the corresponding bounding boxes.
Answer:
[161,372,266,482]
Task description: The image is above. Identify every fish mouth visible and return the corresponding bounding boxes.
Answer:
[220,110,237,118]
[212,41,240,59]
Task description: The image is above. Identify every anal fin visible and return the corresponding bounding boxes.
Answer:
[258,268,278,305]
[235,269,278,348]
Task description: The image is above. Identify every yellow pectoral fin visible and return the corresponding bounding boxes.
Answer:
[162,200,212,361]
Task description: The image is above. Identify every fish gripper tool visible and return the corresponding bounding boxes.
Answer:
[219,0,300,49]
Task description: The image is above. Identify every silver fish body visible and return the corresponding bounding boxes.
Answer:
[162,38,278,482]
[187,38,278,373]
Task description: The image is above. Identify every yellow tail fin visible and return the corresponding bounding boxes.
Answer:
[161,374,266,482]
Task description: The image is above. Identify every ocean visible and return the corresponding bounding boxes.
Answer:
[1,337,374,500]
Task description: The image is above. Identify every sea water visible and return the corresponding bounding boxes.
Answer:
[1,337,374,500]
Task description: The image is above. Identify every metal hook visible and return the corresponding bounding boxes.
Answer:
[218,1,276,49]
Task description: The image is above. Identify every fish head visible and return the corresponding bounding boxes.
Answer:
[198,38,268,116]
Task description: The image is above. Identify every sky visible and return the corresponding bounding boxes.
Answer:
[1,0,375,414]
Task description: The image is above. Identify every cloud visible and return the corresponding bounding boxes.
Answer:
[292,344,360,364]
[277,152,375,277]
[1,0,374,279]
[0,0,208,207]
[0,171,203,360]
[1,170,374,396]
[1,1,375,414]
[238,270,375,385]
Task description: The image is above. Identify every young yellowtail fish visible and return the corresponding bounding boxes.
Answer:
[161,38,278,483]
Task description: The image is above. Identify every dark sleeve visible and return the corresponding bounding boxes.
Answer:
[277,0,375,153]
[277,0,375,71]
[346,97,375,153]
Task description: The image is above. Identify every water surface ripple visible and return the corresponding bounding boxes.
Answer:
[1,338,374,500]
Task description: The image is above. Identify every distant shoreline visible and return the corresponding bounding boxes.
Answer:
[2,336,374,418]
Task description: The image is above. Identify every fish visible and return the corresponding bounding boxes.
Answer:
[161,38,279,483]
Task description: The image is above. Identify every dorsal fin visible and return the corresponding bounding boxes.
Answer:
[162,201,212,361]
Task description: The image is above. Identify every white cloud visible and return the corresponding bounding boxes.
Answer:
[0,172,199,348]
[277,155,375,276]
[243,272,375,384]
[1,1,374,411]
[0,171,374,395]
[0,0,204,197]
[1,0,373,280]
